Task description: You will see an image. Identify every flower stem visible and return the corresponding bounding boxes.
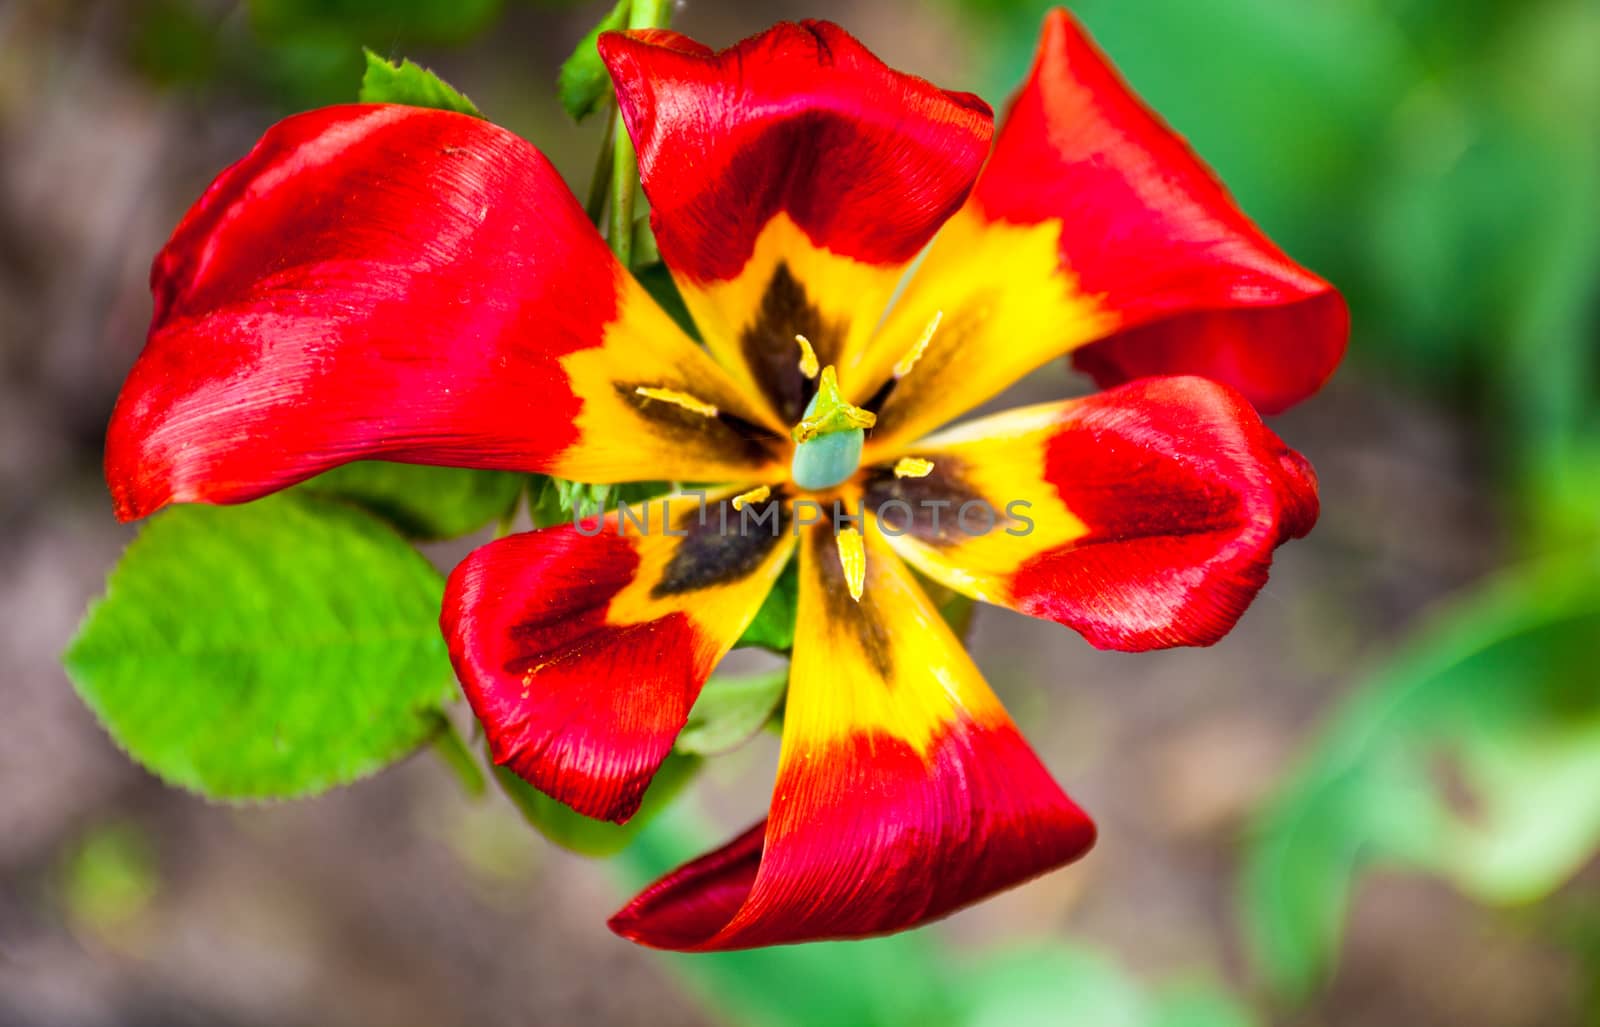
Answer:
[606,0,674,268]
[585,105,615,226]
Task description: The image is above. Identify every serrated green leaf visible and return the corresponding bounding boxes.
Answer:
[297,461,522,540]
[557,0,629,121]
[64,494,456,801]
[359,48,480,115]
[675,670,788,756]
[496,751,700,857]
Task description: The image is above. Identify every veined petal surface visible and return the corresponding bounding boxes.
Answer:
[443,492,794,823]
[865,376,1318,651]
[600,22,992,424]
[609,523,1094,949]
[853,9,1346,446]
[108,104,778,521]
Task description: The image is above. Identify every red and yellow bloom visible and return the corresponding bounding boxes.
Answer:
[105,11,1344,950]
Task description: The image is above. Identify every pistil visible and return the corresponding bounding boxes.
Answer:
[790,366,874,491]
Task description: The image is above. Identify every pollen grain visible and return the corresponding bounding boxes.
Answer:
[893,457,935,478]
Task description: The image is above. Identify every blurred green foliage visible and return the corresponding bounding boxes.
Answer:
[962,0,1599,503]
[624,811,1261,1027]
[59,821,159,935]
[1243,552,1600,998]
[499,752,703,857]
[944,0,1600,1008]
[297,461,521,539]
[130,0,559,107]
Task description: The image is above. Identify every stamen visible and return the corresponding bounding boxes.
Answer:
[836,527,866,602]
[795,334,820,379]
[893,310,943,379]
[730,485,771,512]
[893,457,935,479]
[791,367,875,444]
[633,385,718,418]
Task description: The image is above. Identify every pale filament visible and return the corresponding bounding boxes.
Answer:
[836,526,866,602]
[893,310,944,379]
[730,485,771,511]
[633,385,719,418]
[795,334,820,379]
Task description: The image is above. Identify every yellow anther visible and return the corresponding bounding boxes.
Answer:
[836,527,866,603]
[730,485,771,512]
[633,385,718,418]
[791,366,876,443]
[893,310,944,379]
[893,457,935,479]
[795,334,820,379]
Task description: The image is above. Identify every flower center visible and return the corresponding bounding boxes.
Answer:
[789,365,874,490]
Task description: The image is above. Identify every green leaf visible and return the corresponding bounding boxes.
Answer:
[1242,550,1600,999]
[64,494,457,800]
[736,559,798,651]
[359,48,481,115]
[557,0,629,121]
[297,461,522,540]
[529,477,671,528]
[675,669,788,756]
[497,752,700,857]
[634,261,702,341]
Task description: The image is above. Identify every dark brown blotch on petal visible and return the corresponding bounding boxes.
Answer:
[739,264,843,424]
[862,458,991,547]
[806,525,892,679]
[652,495,791,597]
[616,382,782,465]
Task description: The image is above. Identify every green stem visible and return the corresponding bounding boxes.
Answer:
[606,0,674,267]
[608,106,638,268]
[429,715,487,798]
[585,105,616,226]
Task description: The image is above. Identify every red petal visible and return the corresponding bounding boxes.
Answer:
[107,104,777,521]
[598,22,992,423]
[600,20,991,284]
[443,492,793,822]
[609,526,1095,949]
[867,376,1318,651]
[987,9,1345,413]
